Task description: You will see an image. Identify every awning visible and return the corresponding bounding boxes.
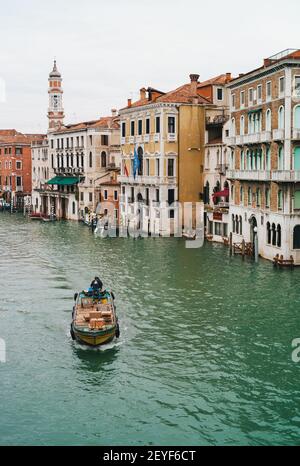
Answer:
[248,107,262,115]
[46,176,80,186]
[212,188,229,201]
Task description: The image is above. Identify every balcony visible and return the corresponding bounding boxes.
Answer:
[260,131,272,143]
[154,134,160,142]
[235,135,244,145]
[135,135,142,143]
[292,128,300,140]
[16,186,23,192]
[121,137,126,145]
[143,134,150,143]
[273,129,285,141]
[129,136,135,144]
[243,133,261,144]
[224,136,236,146]
[272,170,300,182]
[167,133,177,142]
[226,169,271,181]
[216,164,228,175]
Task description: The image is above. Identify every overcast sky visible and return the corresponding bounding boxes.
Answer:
[0,0,299,133]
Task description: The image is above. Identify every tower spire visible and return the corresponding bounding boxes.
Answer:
[48,60,64,132]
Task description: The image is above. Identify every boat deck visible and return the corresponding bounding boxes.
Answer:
[74,295,115,330]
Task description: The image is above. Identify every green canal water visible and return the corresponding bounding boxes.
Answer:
[0,212,300,446]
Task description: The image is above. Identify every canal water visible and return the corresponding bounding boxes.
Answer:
[0,212,300,446]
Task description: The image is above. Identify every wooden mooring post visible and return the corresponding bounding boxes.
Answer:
[229,232,233,256]
[241,239,245,259]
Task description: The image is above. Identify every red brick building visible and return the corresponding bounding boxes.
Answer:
[0,129,43,208]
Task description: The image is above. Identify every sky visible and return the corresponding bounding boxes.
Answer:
[0,0,299,133]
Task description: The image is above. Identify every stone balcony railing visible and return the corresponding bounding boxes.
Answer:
[226,169,271,181]
[292,128,300,140]
[273,129,285,141]
[118,175,177,185]
[271,170,300,182]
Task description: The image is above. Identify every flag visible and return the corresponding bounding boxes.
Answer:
[133,145,140,179]
[124,163,129,177]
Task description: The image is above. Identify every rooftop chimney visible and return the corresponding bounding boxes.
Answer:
[226,72,232,82]
[127,98,132,108]
[189,73,200,98]
[111,108,117,117]
[140,87,146,100]
[264,58,271,67]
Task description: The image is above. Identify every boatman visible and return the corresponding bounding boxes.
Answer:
[90,276,103,293]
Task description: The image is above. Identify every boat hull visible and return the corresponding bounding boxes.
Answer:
[72,324,116,347]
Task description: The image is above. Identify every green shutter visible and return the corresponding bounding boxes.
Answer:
[295,191,300,209]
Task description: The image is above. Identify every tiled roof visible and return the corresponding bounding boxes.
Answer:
[0,130,45,145]
[198,74,232,88]
[55,116,119,133]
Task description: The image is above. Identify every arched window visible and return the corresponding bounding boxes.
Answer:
[278,146,284,170]
[231,118,236,137]
[246,150,251,170]
[72,202,76,215]
[240,186,244,205]
[266,109,272,132]
[278,190,283,209]
[248,187,252,206]
[239,216,243,235]
[256,188,261,207]
[277,225,281,247]
[101,151,107,168]
[240,116,244,136]
[231,150,235,169]
[235,215,239,234]
[294,146,300,170]
[272,223,277,246]
[231,184,235,201]
[266,222,271,244]
[294,105,300,129]
[265,187,270,208]
[232,214,235,233]
[137,147,144,175]
[89,152,93,168]
[278,106,285,129]
[293,225,300,249]
[204,181,210,205]
[240,150,245,170]
[266,146,271,170]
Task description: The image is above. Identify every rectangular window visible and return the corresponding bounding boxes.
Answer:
[121,122,126,138]
[16,161,22,170]
[214,222,222,236]
[279,77,285,95]
[145,118,150,134]
[138,120,143,135]
[51,140,54,149]
[156,159,160,176]
[131,121,135,136]
[168,116,175,133]
[81,136,84,146]
[114,209,118,219]
[167,159,174,177]
[231,93,235,108]
[295,77,300,97]
[89,193,93,202]
[101,135,109,145]
[89,135,92,146]
[168,188,175,205]
[257,85,262,101]
[249,88,253,104]
[114,190,118,201]
[266,81,272,99]
[156,189,160,203]
[217,88,223,101]
[15,147,22,155]
[240,91,245,106]
[16,176,22,187]
[104,190,108,200]
[131,187,134,202]
[155,116,160,133]
[80,192,84,201]
[146,159,150,176]
[294,190,300,209]
[66,138,69,148]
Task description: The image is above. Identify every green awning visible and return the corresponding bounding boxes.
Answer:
[46,176,80,186]
[248,108,262,115]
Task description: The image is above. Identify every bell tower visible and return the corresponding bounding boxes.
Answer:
[48,60,64,131]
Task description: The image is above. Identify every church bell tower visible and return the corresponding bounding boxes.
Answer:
[48,60,64,131]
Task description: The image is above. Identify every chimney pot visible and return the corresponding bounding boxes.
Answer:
[140,87,146,100]
[226,72,232,81]
[189,73,200,99]
[127,98,132,108]
[111,108,117,117]
[189,73,200,83]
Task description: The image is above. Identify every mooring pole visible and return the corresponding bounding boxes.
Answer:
[229,232,233,256]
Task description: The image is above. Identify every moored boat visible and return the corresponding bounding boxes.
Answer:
[70,288,119,347]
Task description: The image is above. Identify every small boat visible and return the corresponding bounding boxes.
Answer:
[29,213,43,220]
[182,229,196,240]
[70,288,119,346]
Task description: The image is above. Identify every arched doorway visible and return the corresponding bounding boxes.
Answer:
[249,215,258,254]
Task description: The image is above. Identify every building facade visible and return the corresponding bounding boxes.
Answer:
[118,75,210,236]
[226,49,300,264]
[31,136,49,212]
[34,62,120,221]
[0,130,42,209]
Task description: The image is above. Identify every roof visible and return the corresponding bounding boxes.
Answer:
[121,82,211,110]
[0,130,45,145]
[198,74,232,88]
[54,116,119,134]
